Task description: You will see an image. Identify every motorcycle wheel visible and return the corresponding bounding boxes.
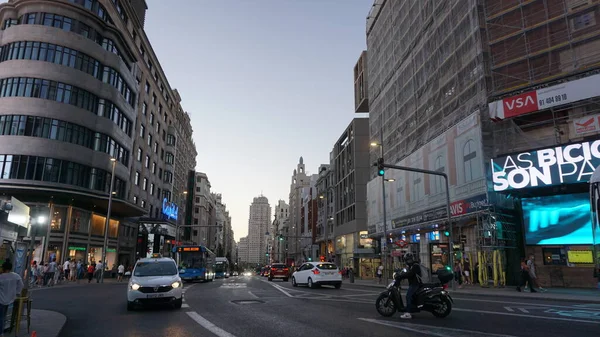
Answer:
[431,296,452,318]
[375,293,396,317]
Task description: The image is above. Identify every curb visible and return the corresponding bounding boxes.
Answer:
[28,309,67,337]
[344,281,600,303]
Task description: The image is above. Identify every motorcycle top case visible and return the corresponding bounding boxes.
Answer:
[437,269,453,284]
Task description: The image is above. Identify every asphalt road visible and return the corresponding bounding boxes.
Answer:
[30,276,600,337]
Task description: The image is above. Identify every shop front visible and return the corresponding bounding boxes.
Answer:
[491,139,600,287]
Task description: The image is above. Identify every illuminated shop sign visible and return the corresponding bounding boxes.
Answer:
[491,140,600,191]
[162,198,178,220]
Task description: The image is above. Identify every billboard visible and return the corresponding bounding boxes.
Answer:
[367,112,486,235]
[490,139,600,192]
[522,193,592,245]
[489,73,600,121]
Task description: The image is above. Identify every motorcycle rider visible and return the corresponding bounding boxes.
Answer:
[398,252,422,319]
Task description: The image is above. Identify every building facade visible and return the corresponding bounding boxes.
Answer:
[287,157,310,265]
[188,172,215,248]
[300,175,319,261]
[246,195,271,265]
[315,164,334,262]
[238,236,248,265]
[271,199,289,264]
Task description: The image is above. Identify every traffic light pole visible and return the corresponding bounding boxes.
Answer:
[376,161,455,291]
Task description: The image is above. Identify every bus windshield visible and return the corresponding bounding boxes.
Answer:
[215,262,227,272]
[180,251,204,269]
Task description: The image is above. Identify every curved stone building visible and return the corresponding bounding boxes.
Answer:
[0,0,196,268]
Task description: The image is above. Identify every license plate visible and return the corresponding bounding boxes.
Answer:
[147,294,165,298]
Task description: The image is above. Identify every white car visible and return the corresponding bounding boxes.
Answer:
[291,262,342,289]
[127,257,183,310]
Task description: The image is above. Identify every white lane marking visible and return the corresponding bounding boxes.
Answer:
[454,308,600,324]
[270,284,294,298]
[518,308,529,313]
[504,306,514,312]
[182,303,190,308]
[358,318,517,337]
[247,291,259,299]
[187,311,238,337]
[220,283,247,288]
[455,297,600,311]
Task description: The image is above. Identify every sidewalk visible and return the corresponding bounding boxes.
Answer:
[12,309,66,337]
[345,278,600,303]
[29,277,124,291]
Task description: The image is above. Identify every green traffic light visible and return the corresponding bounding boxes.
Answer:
[444,231,450,236]
[308,257,312,261]
[378,169,385,176]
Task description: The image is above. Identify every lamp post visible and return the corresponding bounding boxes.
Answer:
[371,141,393,283]
[264,231,270,265]
[100,158,117,283]
[23,214,47,294]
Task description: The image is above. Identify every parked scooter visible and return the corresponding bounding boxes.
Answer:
[375,267,454,318]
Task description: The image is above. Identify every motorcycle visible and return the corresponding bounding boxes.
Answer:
[375,267,454,318]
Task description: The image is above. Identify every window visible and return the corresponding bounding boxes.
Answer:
[166,134,176,146]
[463,139,479,182]
[149,113,154,125]
[165,152,174,165]
[153,141,158,153]
[156,122,160,133]
[142,178,148,190]
[412,172,422,201]
[152,93,156,104]
[433,156,445,194]
[136,148,142,161]
[133,195,138,204]
[134,261,177,277]
[134,171,140,185]
[139,124,145,138]
[141,200,146,208]
[144,155,150,168]
[147,134,152,146]
[145,81,150,94]
[150,183,154,195]
[142,102,147,115]
[158,104,162,114]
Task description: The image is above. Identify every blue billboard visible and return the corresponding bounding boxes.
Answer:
[522,193,593,245]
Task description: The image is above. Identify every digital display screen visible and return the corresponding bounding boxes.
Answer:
[178,247,200,252]
[522,193,593,245]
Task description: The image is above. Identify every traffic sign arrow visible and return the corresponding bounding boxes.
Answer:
[504,306,545,313]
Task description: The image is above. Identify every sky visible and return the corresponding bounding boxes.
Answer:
[143,0,371,241]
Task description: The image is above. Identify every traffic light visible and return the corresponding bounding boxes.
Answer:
[377,158,385,176]
[308,257,312,261]
[265,253,269,256]
[444,231,450,237]
[279,235,284,241]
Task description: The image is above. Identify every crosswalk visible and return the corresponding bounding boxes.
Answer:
[220,283,248,288]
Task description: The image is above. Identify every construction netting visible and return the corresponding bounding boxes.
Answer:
[366,0,488,171]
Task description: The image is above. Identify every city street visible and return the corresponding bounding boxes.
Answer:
[30,276,600,337]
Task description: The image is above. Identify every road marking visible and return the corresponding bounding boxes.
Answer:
[270,284,294,298]
[358,318,517,337]
[187,311,237,337]
[504,306,514,312]
[454,308,600,324]
[182,303,190,308]
[454,297,600,311]
[247,291,259,299]
[220,283,247,288]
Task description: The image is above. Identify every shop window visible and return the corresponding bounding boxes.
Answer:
[542,248,567,265]
[46,244,61,263]
[70,208,91,233]
[68,245,86,262]
[50,206,67,231]
[463,139,479,182]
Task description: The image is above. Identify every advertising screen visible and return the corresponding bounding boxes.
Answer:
[523,193,593,245]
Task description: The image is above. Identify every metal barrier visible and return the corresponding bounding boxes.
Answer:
[5,296,32,335]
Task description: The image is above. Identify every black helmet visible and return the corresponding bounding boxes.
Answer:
[403,252,416,265]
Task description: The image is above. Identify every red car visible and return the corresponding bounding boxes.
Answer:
[268,263,289,282]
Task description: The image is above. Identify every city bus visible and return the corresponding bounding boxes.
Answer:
[174,245,216,283]
[215,257,229,278]
[589,168,600,284]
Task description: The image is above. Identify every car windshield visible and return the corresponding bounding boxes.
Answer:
[272,264,286,268]
[134,261,178,277]
[316,263,337,270]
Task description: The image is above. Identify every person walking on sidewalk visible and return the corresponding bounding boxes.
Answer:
[0,259,24,337]
[117,263,124,282]
[517,257,536,293]
[527,255,545,292]
[376,264,383,284]
[95,260,103,283]
[46,259,57,287]
[87,264,95,283]
[463,258,472,285]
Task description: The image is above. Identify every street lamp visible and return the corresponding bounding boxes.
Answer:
[23,214,47,294]
[371,141,390,283]
[100,157,117,283]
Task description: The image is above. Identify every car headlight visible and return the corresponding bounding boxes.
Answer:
[130,283,141,291]
[172,281,182,288]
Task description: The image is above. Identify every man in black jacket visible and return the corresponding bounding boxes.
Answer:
[399,252,421,319]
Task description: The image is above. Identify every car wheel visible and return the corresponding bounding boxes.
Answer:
[292,276,298,287]
[127,301,134,311]
[172,298,183,309]
[308,277,316,289]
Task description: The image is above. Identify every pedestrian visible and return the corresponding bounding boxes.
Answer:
[517,257,536,293]
[36,261,44,286]
[527,255,545,292]
[87,263,95,283]
[46,259,57,287]
[0,259,24,337]
[117,263,124,282]
[63,258,71,282]
[76,260,83,284]
[54,261,62,285]
[29,261,38,288]
[453,261,463,288]
[95,260,103,283]
[69,259,76,282]
[463,258,471,285]
[376,264,383,284]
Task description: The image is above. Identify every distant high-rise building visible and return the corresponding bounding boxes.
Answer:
[247,195,271,265]
[287,157,310,264]
[238,236,249,264]
[271,200,289,263]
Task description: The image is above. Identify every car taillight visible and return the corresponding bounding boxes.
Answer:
[312,269,320,275]
[442,284,448,290]
[283,268,289,271]
[338,271,342,275]
[271,268,277,271]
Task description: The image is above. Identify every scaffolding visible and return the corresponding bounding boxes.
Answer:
[366,0,488,171]
[483,0,600,97]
